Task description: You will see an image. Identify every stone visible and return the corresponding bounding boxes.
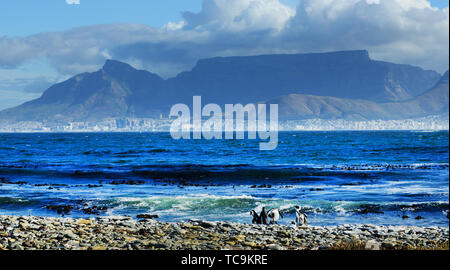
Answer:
[78,219,92,224]
[267,244,283,250]
[365,240,381,250]
[0,215,448,251]
[91,246,108,250]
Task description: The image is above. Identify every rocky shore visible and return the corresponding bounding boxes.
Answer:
[0,215,448,250]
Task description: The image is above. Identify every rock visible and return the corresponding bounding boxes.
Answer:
[355,205,384,214]
[176,229,187,235]
[244,241,258,247]
[183,222,194,228]
[0,215,448,251]
[77,219,92,224]
[267,244,283,250]
[10,243,24,250]
[136,214,159,220]
[23,241,35,247]
[19,222,29,230]
[381,242,396,250]
[110,180,145,186]
[197,220,216,228]
[231,235,246,242]
[82,206,108,215]
[46,205,74,215]
[63,230,77,239]
[365,240,381,250]
[91,246,108,250]
[277,231,290,238]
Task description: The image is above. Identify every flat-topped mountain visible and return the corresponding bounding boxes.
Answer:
[169,50,440,104]
[0,51,445,122]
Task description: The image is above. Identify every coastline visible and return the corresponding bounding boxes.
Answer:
[0,215,448,250]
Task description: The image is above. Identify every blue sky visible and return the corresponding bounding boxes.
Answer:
[1,0,445,37]
[0,0,449,110]
[1,0,203,37]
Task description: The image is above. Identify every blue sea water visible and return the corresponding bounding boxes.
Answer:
[0,131,448,227]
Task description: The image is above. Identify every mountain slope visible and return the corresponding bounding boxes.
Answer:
[264,71,449,120]
[409,70,449,114]
[263,94,388,120]
[0,60,166,122]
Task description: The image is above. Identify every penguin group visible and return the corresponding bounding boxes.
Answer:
[250,207,269,225]
[250,205,308,226]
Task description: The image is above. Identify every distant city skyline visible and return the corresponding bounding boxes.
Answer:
[0,0,449,110]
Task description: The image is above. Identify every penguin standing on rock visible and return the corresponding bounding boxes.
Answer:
[260,207,269,225]
[267,208,283,224]
[250,210,261,224]
[295,206,308,226]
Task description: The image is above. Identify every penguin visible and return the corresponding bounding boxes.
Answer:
[295,205,308,226]
[260,207,269,225]
[250,210,262,224]
[267,208,283,224]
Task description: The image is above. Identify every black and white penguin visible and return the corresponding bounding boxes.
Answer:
[267,208,283,224]
[295,205,308,226]
[260,207,269,225]
[250,210,262,224]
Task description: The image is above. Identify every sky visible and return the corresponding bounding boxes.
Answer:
[0,0,449,110]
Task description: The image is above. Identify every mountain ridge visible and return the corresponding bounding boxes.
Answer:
[264,70,449,120]
[0,50,445,122]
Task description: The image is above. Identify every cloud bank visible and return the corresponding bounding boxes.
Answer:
[66,0,80,5]
[1,0,448,78]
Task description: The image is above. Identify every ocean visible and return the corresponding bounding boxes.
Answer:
[0,131,448,227]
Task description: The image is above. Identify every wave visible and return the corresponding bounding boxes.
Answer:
[1,193,446,215]
[0,196,35,206]
[82,148,172,157]
[0,147,16,151]
[109,195,260,213]
[1,193,447,225]
[105,195,449,216]
[0,162,448,184]
[83,150,112,156]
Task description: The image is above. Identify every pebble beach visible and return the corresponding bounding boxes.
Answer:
[0,215,448,250]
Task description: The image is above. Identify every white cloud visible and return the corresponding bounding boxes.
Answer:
[182,0,295,31]
[281,0,448,71]
[66,0,80,5]
[162,21,186,31]
[0,0,448,78]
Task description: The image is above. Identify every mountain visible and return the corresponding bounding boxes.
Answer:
[262,94,389,120]
[168,50,440,104]
[0,60,166,122]
[263,71,449,120]
[0,51,444,122]
[404,70,449,115]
